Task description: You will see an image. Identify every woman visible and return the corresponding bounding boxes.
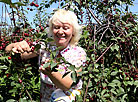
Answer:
[5,9,86,102]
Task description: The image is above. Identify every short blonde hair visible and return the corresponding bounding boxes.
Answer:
[48,9,82,46]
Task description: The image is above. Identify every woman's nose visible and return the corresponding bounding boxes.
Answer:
[58,28,64,34]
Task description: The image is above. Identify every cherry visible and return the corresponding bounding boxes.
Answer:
[40,26,44,32]
[36,30,39,33]
[19,38,23,41]
[19,79,22,83]
[6,73,10,78]
[31,46,35,52]
[24,33,29,37]
[8,56,11,60]
[125,27,129,30]
[0,46,2,50]
[30,2,35,6]
[35,4,39,7]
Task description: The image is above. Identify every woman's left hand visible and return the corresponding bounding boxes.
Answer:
[39,58,52,75]
[39,66,52,75]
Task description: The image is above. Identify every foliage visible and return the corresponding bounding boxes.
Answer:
[0,0,138,102]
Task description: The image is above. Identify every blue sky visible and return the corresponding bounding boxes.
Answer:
[0,0,138,27]
[0,0,58,27]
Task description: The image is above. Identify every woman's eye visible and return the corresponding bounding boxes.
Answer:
[63,26,69,30]
[54,26,59,29]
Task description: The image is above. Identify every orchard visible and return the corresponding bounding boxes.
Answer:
[0,0,138,102]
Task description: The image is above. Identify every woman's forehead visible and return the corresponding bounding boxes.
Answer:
[53,20,71,26]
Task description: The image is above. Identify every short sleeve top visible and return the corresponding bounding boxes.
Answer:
[38,43,86,89]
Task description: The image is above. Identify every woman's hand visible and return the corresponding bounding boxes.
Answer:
[39,58,73,91]
[39,58,52,75]
[5,40,38,60]
[12,40,31,53]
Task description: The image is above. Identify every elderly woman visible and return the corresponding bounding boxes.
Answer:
[5,9,86,102]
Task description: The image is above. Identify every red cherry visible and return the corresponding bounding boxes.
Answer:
[27,8,30,10]
[24,33,29,36]
[8,56,11,60]
[36,30,39,33]
[40,26,44,32]
[20,38,23,41]
[35,4,39,7]
[125,27,129,30]
[135,75,138,78]
[6,41,9,44]
[31,46,35,52]
[0,46,2,50]
[19,79,22,83]
[30,2,35,6]
[6,73,10,78]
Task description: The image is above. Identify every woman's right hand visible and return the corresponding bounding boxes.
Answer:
[12,40,31,53]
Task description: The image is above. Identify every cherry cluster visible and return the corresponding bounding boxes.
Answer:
[27,2,39,11]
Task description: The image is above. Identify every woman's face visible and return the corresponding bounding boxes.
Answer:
[52,21,73,48]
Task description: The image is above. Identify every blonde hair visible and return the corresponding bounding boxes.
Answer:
[49,9,82,46]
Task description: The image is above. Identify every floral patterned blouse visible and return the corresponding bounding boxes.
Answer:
[38,43,86,102]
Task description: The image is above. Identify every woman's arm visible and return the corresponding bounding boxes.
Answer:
[40,67,82,91]
[40,67,73,91]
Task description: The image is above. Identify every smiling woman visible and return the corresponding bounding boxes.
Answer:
[49,9,82,47]
[5,9,87,102]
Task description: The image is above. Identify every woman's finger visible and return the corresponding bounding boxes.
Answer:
[17,46,24,53]
[12,47,19,53]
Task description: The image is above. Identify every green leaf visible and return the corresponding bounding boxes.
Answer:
[126,81,134,86]
[50,61,57,69]
[110,44,119,51]
[0,56,8,60]
[9,88,17,93]
[94,63,99,68]
[71,71,77,82]
[0,0,12,4]
[0,65,8,69]
[11,81,16,86]
[111,88,117,95]
[121,94,127,102]
[111,71,118,76]
[112,79,120,84]
[93,69,99,73]
[126,32,134,37]
[43,63,50,69]
[6,99,16,102]
[117,87,125,96]
[101,89,107,96]
[68,65,75,71]
[108,83,116,87]
[103,93,110,98]
[47,37,54,42]
[34,44,41,51]
[126,23,133,27]
[134,80,138,86]
[102,83,107,87]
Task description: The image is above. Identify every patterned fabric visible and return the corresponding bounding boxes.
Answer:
[39,43,86,102]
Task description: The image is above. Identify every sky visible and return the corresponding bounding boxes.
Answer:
[0,0,58,27]
[0,0,138,28]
